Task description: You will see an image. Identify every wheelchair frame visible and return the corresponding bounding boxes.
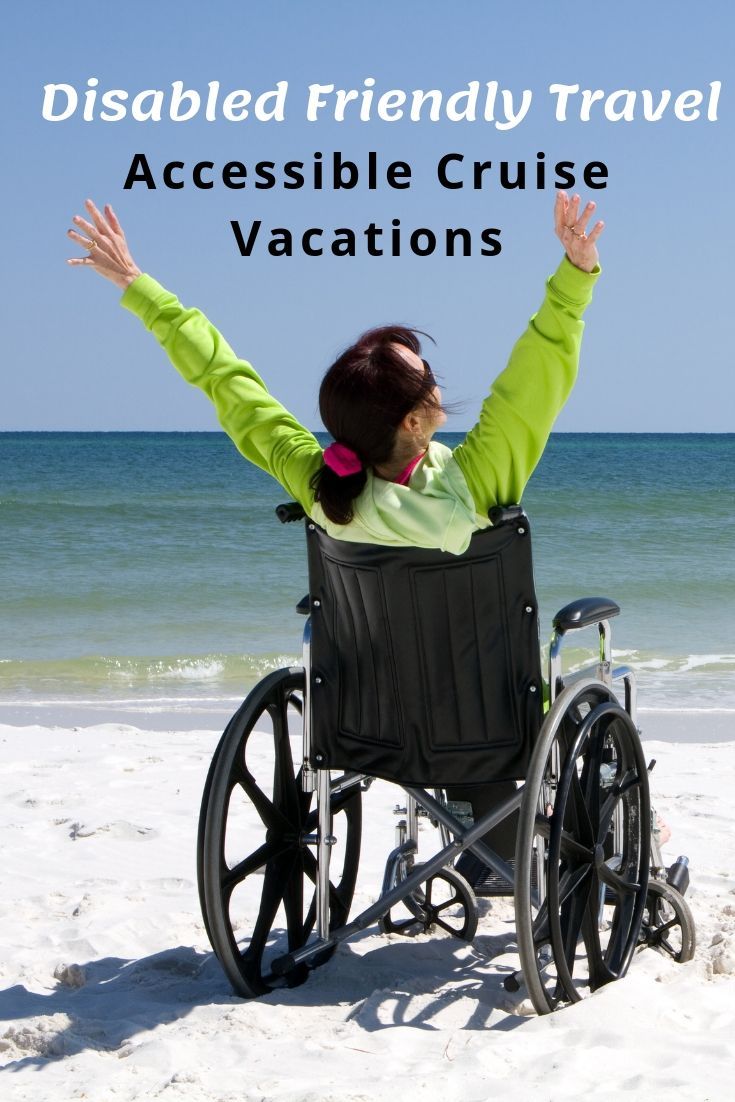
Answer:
[198,506,693,1014]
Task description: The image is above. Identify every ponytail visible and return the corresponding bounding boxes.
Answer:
[310,466,367,525]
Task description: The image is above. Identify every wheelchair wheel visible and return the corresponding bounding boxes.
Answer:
[199,667,362,997]
[638,878,696,963]
[379,865,478,940]
[515,679,650,1014]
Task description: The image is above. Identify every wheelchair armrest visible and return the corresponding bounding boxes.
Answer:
[552,597,620,635]
[276,502,306,523]
[488,504,525,526]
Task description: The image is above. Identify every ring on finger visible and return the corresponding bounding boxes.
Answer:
[84,238,97,250]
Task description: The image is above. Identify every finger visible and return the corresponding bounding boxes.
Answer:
[554,190,569,233]
[72,214,98,239]
[566,193,581,227]
[66,227,113,256]
[85,198,111,236]
[575,201,597,234]
[104,204,123,233]
[586,220,605,244]
[67,228,98,250]
[67,256,96,266]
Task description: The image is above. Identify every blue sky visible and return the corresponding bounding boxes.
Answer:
[3,0,732,431]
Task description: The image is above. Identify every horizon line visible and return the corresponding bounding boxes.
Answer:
[1,429,732,437]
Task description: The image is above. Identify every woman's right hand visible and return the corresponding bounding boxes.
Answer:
[554,191,604,273]
[67,200,142,291]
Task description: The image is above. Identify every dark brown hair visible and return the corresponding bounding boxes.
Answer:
[310,325,441,525]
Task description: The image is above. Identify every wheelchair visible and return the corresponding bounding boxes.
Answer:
[197,504,695,1014]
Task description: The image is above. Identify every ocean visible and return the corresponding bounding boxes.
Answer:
[2,432,733,731]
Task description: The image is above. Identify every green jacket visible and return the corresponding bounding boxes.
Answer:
[122,257,599,553]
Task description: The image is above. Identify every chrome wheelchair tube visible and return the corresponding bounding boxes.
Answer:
[406,793,419,846]
[301,618,315,794]
[406,786,520,890]
[549,630,563,705]
[549,619,615,703]
[329,771,367,797]
[381,839,417,897]
[315,766,333,940]
[650,817,664,870]
[612,665,638,724]
[433,789,453,850]
[272,783,524,976]
[598,619,613,687]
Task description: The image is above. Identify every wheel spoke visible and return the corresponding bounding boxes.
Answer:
[580,732,603,837]
[598,769,641,841]
[434,915,465,937]
[598,863,640,896]
[302,788,360,834]
[242,854,290,966]
[558,862,593,908]
[568,763,594,848]
[222,839,283,894]
[538,803,593,864]
[559,831,594,864]
[282,851,307,950]
[239,772,292,834]
[560,877,593,980]
[271,692,300,825]
[433,893,463,914]
[301,847,348,919]
[618,769,642,798]
[597,894,635,978]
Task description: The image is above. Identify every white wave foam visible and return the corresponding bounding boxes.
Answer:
[161,659,225,681]
[679,654,735,672]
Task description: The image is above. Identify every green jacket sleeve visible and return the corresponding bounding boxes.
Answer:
[120,274,323,508]
[452,256,600,513]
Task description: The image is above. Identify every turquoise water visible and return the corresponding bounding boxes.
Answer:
[1,432,734,723]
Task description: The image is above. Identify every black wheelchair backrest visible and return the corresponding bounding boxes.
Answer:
[305,513,544,786]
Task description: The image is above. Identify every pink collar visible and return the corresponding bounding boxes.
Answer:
[393,451,426,486]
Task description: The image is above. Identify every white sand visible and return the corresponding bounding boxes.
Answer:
[2,718,734,1101]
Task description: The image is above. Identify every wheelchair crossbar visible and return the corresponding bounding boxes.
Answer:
[406,786,521,890]
[271,782,526,977]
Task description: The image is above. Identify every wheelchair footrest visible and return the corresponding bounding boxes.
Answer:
[455,855,538,897]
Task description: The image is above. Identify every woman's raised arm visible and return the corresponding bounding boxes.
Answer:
[67,201,323,507]
[452,192,604,513]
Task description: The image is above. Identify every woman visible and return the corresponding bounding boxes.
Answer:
[67,194,602,555]
[67,194,603,871]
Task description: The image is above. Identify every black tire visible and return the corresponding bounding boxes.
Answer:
[198,667,362,997]
[379,865,479,941]
[639,878,696,963]
[197,733,225,948]
[515,678,650,1013]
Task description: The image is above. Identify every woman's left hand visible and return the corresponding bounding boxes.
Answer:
[554,191,604,272]
[67,200,141,291]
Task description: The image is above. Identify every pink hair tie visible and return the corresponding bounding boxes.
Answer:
[323,441,363,477]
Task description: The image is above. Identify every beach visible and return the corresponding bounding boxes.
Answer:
[2,712,735,1101]
[2,432,735,1098]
